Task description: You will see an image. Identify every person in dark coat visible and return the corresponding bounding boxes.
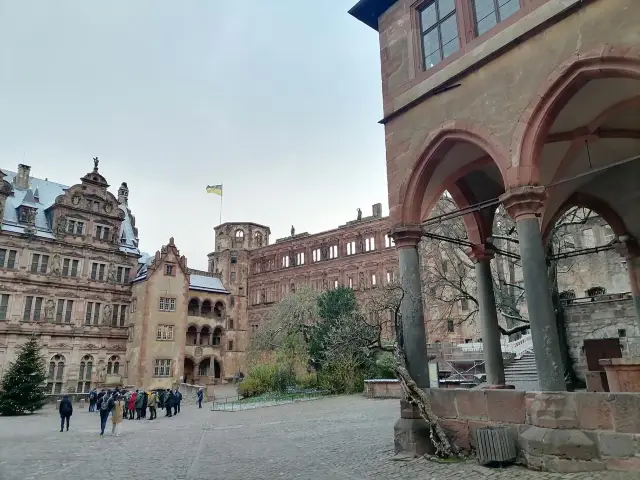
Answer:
[141,391,148,418]
[134,389,144,420]
[173,389,182,415]
[59,395,73,432]
[164,388,174,417]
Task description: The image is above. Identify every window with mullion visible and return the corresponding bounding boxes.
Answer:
[419,0,459,70]
[472,0,521,36]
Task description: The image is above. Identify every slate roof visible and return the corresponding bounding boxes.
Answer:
[0,169,140,256]
[189,274,229,294]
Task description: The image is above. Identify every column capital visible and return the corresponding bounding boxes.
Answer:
[467,244,496,263]
[499,186,547,221]
[390,224,423,249]
[614,237,640,259]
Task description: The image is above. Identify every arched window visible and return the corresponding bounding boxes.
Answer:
[186,325,198,345]
[254,231,263,247]
[200,326,211,345]
[107,355,120,375]
[77,354,93,393]
[47,355,65,394]
[213,301,225,320]
[235,229,244,240]
[198,358,210,377]
[212,327,223,346]
[188,298,200,316]
[201,300,212,316]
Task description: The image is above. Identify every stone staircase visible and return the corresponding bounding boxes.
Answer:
[504,350,539,390]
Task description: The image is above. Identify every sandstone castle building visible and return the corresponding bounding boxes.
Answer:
[0,162,630,393]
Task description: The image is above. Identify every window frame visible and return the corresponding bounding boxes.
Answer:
[417,0,460,71]
[153,359,172,377]
[471,0,523,37]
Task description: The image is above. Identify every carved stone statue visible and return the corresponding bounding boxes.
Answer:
[103,304,112,325]
[44,299,56,321]
[93,157,99,171]
[290,225,295,237]
[51,254,62,275]
[356,234,364,253]
[107,263,117,283]
[55,215,67,237]
[357,208,362,221]
[359,272,366,290]
[322,275,328,290]
[289,251,296,267]
[97,363,106,382]
[320,245,329,261]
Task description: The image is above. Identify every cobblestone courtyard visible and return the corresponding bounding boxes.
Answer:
[0,395,637,479]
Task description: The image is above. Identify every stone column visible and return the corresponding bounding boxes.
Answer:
[615,239,640,329]
[391,225,430,389]
[196,331,201,345]
[500,186,565,391]
[468,245,505,385]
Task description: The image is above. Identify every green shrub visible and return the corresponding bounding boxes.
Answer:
[272,367,295,393]
[318,359,365,394]
[296,372,318,390]
[237,363,278,398]
[373,351,396,379]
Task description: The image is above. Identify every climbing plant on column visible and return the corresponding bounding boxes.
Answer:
[0,336,47,415]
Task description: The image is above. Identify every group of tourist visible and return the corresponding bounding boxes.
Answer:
[59,386,206,436]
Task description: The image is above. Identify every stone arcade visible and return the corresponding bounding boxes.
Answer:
[351,0,640,472]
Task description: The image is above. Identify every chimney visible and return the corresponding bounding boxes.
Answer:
[15,164,31,190]
[372,203,382,218]
[118,182,129,205]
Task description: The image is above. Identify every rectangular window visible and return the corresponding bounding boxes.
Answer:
[371,274,377,286]
[94,303,101,324]
[95,225,111,241]
[116,266,131,283]
[130,299,137,313]
[65,300,74,323]
[0,294,8,320]
[384,234,395,248]
[333,279,339,289]
[70,259,79,277]
[154,359,172,377]
[62,259,70,276]
[67,219,76,233]
[230,296,235,308]
[0,249,18,269]
[473,0,521,36]
[55,299,65,323]
[312,249,321,262]
[228,318,234,330]
[156,325,174,341]
[346,241,356,256]
[228,340,234,351]
[119,305,126,326]
[23,296,44,321]
[348,276,353,288]
[159,297,176,312]
[296,252,305,266]
[230,256,237,264]
[30,253,49,273]
[447,319,455,332]
[419,0,459,70]
[76,221,84,235]
[365,237,376,252]
[86,302,93,324]
[165,264,174,276]
[329,245,338,259]
[281,255,290,268]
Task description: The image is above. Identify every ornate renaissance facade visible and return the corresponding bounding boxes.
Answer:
[0,162,140,393]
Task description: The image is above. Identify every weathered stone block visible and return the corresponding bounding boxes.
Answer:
[611,393,640,433]
[455,390,487,420]
[605,457,640,471]
[519,426,597,460]
[545,458,605,473]
[400,399,421,419]
[575,392,613,430]
[522,452,544,470]
[528,392,579,429]
[486,390,525,424]
[429,389,458,419]
[394,417,435,457]
[597,432,636,457]
[438,418,471,452]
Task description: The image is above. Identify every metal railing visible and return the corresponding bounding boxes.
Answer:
[211,389,328,412]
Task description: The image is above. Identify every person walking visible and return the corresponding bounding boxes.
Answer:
[111,395,124,436]
[141,390,148,419]
[164,388,174,417]
[196,388,204,409]
[148,390,157,420]
[134,389,144,420]
[98,390,114,437]
[127,390,137,420]
[59,394,73,432]
[173,389,182,415]
[88,388,98,412]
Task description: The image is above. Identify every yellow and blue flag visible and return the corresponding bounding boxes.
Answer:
[206,184,223,196]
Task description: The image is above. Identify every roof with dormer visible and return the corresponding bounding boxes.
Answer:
[0,168,140,255]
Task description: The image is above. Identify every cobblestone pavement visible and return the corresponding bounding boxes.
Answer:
[0,395,637,480]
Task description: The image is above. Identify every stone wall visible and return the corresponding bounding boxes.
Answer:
[564,296,640,380]
[364,379,402,399]
[398,389,640,472]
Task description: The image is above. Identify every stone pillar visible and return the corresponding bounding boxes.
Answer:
[391,225,430,389]
[615,239,640,329]
[500,186,565,391]
[468,245,505,386]
[196,332,201,345]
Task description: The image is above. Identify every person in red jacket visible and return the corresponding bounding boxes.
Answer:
[127,391,137,420]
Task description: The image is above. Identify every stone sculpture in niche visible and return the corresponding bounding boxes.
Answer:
[320,245,329,261]
[359,272,366,290]
[107,263,117,283]
[356,235,364,253]
[102,304,112,325]
[55,215,67,237]
[44,299,56,321]
[72,193,81,205]
[51,254,62,276]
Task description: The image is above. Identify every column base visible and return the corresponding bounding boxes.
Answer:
[394,400,435,456]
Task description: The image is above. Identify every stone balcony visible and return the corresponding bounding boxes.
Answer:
[185,344,221,360]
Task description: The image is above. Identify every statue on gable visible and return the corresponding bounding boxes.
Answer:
[93,157,99,171]
[290,225,295,237]
[357,208,362,221]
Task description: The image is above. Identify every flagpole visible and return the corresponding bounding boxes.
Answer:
[219,184,223,225]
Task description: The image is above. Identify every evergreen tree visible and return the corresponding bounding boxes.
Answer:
[0,336,47,415]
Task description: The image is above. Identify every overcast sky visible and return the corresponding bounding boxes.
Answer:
[0,0,386,270]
